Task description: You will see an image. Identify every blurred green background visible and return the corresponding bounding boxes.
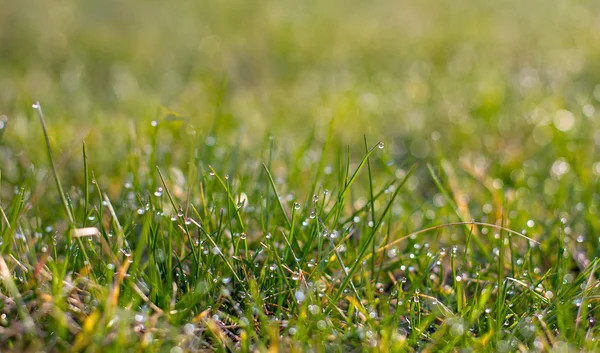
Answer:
[2,0,600,205]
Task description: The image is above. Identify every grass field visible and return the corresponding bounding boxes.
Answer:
[2,0,600,351]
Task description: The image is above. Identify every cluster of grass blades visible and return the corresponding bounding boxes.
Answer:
[0,103,597,352]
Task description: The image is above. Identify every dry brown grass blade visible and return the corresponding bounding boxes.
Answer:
[108,257,131,308]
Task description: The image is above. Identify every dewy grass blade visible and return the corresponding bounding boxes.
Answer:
[328,164,416,311]
[318,216,364,310]
[324,142,383,223]
[33,102,75,227]
[262,163,292,228]
[157,166,199,266]
[82,142,90,226]
[187,218,245,289]
[427,163,492,261]
[208,165,245,232]
[363,136,377,274]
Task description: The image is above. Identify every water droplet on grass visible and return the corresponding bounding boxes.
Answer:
[295,290,305,303]
[377,142,385,149]
[205,136,215,146]
[294,202,301,210]
[309,304,320,315]
[387,248,397,258]
[183,323,195,335]
[450,322,465,336]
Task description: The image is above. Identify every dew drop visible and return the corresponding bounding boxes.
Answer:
[387,248,398,258]
[309,304,320,315]
[183,323,195,335]
[295,290,305,303]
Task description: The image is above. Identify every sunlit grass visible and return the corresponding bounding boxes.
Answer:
[2,0,600,351]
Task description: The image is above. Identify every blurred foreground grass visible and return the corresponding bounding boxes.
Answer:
[2,0,600,351]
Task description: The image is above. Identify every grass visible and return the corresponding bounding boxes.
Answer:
[2,0,600,351]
